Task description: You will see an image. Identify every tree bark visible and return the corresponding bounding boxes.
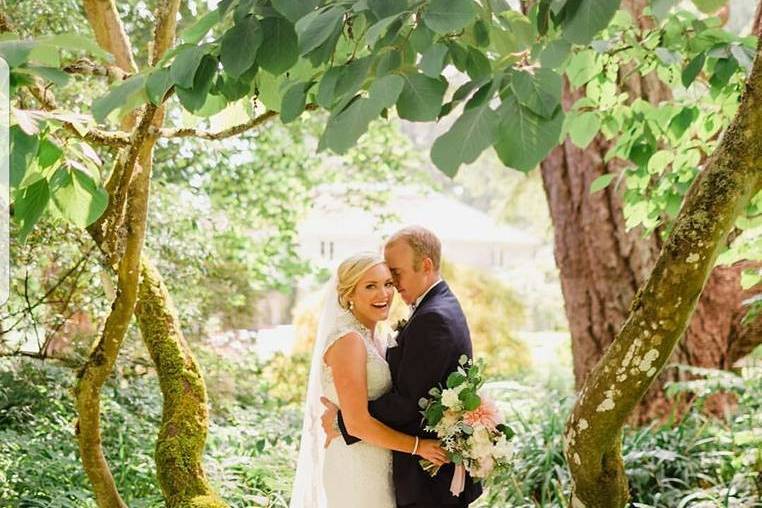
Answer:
[135,258,227,508]
[565,33,762,507]
[539,0,762,423]
[73,1,229,506]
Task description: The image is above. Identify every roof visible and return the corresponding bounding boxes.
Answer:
[298,185,540,247]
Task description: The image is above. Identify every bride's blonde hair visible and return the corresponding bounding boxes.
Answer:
[336,252,386,310]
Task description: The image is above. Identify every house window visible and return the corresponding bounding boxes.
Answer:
[320,241,325,257]
[329,241,335,260]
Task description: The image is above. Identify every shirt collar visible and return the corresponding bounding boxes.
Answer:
[411,279,443,311]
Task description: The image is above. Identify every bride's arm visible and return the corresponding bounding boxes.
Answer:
[324,332,447,464]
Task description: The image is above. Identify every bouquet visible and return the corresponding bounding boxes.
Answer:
[418,355,514,495]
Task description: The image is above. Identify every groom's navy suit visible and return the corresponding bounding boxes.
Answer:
[337,281,482,508]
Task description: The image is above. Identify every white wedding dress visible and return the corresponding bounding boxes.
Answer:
[320,310,396,508]
[290,281,397,508]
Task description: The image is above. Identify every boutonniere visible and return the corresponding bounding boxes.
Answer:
[393,318,408,332]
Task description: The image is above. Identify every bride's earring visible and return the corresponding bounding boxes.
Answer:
[349,301,355,310]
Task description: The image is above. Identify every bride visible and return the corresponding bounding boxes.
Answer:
[290,252,448,507]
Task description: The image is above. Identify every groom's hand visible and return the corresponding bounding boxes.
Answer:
[320,396,340,448]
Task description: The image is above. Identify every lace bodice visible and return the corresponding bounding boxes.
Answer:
[320,310,393,405]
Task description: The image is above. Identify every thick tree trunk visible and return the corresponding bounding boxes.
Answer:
[565,34,762,507]
[539,0,762,423]
[135,258,227,508]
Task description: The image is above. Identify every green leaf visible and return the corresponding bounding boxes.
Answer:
[14,178,49,242]
[368,0,409,19]
[296,5,345,56]
[431,104,499,177]
[540,39,571,69]
[180,10,221,44]
[0,40,36,67]
[38,33,110,60]
[319,74,404,153]
[396,73,447,122]
[24,66,69,87]
[280,81,312,123]
[10,126,38,189]
[176,55,218,113]
[568,111,600,148]
[462,392,481,411]
[410,23,435,53]
[590,173,614,193]
[495,95,564,172]
[273,0,319,23]
[50,167,108,228]
[37,138,63,169]
[446,372,467,388]
[511,68,562,119]
[366,14,405,47]
[218,74,252,101]
[92,74,147,124]
[423,0,477,34]
[333,57,372,105]
[691,0,725,14]
[146,67,173,105]
[465,47,490,80]
[221,16,263,78]
[421,43,449,78]
[258,16,299,75]
[170,44,206,88]
[681,52,706,88]
[565,49,602,88]
[562,0,620,45]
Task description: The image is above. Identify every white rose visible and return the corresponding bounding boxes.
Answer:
[441,388,462,409]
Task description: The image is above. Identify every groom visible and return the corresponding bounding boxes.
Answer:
[321,226,482,508]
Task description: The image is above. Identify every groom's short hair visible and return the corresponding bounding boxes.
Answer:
[386,226,441,272]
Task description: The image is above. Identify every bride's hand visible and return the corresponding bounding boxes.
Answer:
[416,439,449,466]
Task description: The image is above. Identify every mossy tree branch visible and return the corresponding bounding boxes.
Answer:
[564,34,762,508]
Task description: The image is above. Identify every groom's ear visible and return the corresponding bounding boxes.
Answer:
[422,257,434,274]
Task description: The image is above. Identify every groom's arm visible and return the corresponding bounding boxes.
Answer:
[337,313,455,445]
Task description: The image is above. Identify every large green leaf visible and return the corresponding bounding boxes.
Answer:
[494,95,564,172]
[319,74,404,153]
[565,49,602,88]
[24,66,70,87]
[295,5,345,56]
[280,81,313,123]
[258,16,298,74]
[146,67,173,105]
[92,74,147,124]
[273,0,319,23]
[14,178,49,242]
[691,0,725,14]
[366,14,406,47]
[10,126,38,189]
[421,43,449,78]
[50,167,108,228]
[396,73,447,122]
[221,16,263,78]
[0,40,36,67]
[562,0,620,45]
[568,111,601,149]
[423,0,477,34]
[38,33,110,60]
[176,55,218,113]
[511,68,562,119]
[368,0,409,19]
[431,104,499,177]
[170,44,206,88]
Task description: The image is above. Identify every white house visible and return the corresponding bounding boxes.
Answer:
[297,184,542,273]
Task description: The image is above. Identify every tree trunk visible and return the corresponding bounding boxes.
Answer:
[539,0,762,423]
[565,32,762,507]
[134,258,227,508]
[74,1,228,506]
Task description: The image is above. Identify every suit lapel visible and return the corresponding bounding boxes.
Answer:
[385,282,450,382]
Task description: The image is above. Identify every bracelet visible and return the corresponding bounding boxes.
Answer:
[412,436,420,456]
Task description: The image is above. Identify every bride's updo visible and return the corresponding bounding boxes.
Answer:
[336,252,386,310]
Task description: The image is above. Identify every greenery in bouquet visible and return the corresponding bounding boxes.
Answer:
[418,356,515,480]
